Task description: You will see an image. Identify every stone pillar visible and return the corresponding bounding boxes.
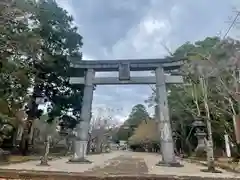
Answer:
[69,69,95,163]
[155,66,181,167]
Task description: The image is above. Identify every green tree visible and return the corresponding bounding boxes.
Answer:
[13,0,85,158]
[128,119,158,146]
[30,0,84,164]
[0,0,40,150]
[31,0,84,115]
[146,36,240,162]
[116,104,150,141]
[127,104,149,126]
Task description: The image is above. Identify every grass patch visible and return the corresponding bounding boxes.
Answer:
[8,155,39,163]
[0,155,40,166]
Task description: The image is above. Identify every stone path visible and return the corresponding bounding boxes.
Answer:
[0,151,240,179]
[0,151,124,173]
[139,152,240,178]
[84,155,148,176]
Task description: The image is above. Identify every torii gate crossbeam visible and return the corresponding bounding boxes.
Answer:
[68,58,184,167]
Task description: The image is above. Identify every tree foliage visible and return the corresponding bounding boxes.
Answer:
[128,119,158,145]
[0,0,40,118]
[127,104,149,126]
[30,0,84,120]
[146,36,240,154]
[115,104,150,141]
[0,0,85,150]
[0,0,42,144]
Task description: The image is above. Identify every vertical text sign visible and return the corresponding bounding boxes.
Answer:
[119,63,130,81]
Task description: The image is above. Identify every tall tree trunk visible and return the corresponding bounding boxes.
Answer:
[200,77,216,172]
[192,83,201,116]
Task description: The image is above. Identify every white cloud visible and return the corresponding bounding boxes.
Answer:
[56,0,154,122]
[82,54,94,60]
[56,0,235,123]
[56,0,82,33]
[56,0,75,17]
[114,115,128,123]
[111,16,171,59]
[232,0,240,10]
[144,19,166,34]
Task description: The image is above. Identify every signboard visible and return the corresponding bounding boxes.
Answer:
[161,123,170,141]
[119,63,130,81]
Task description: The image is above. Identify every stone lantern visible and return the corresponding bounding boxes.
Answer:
[172,131,178,154]
[172,131,177,140]
[192,118,206,154]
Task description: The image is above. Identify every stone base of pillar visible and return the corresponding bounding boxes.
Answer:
[67,140,92,164]
[67,157,92,164]
[156,161,183,167]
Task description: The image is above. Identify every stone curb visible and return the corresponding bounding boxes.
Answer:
[184,158,240,174]
[0,170,240,180]
[0,168,238,180]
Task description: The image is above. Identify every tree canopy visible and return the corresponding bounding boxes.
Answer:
[0,0,85,149]
[115,104,150,141]
[146,36,240,153]
[30,0,84,120]
[128,119,159,145]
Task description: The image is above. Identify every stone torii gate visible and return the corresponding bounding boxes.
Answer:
[69,58,184,166]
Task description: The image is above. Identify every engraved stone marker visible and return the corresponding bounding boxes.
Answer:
[119,63,130,81]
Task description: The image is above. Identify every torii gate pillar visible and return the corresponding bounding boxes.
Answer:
[69,58,184,166]
[155,67,182,167]
[69,69,95,163]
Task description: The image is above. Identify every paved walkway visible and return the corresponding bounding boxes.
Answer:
[84,154,148,176]
[0,151,240,178]
[0,151,124,173]
[138,152,239,178]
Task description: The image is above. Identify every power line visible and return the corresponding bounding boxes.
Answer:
[223,11,240,39]
[147,11,240,103]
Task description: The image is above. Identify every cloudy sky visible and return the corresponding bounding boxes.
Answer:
[56,0,239,122]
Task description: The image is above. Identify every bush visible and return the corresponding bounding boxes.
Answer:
[130,144,143,152]
[129,142,160,152]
